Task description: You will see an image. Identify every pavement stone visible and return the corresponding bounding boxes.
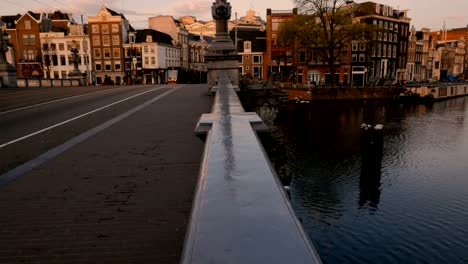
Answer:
[0,84,212,263]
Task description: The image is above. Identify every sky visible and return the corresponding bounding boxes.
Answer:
[1,0,467,31]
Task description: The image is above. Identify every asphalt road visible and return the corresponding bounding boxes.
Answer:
[0,83,213,263]
[0,85,173,175]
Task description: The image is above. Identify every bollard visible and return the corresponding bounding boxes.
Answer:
[360,123,384,207]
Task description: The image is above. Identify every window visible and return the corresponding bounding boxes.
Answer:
[53,71,59,79]
[51,54,58,65]
[60,55,66,65]
[253,66,262,78]
[95,63,102,71]
[253,55,262,64]
[115,63,121,71]
[59,43,64,51]
[25,20,31,30]
[92,24,99,34]
[102,35,110,46]
[151,57,156,65]
[93,36,100,46]
[105,62,111,71]
[352,42,358,51]
[103,48,111,59]
[61,71,67,78]
[384,33,388,41]
[352,54,357,62]
[377,44,381,56]
[144,46,149,53]
[22,34,29,45]
[113,48,120,58]
[94,48,101,59]
[101,24,109,34]
[359,54,365,62]
[29,34,36,45]
[359,43,365,51]
[112,35,120,46]
[112,24,119,33]
[244,41,251,52]
[383,44,387,57]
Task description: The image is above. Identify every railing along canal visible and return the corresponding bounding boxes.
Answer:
[181,74,322,264]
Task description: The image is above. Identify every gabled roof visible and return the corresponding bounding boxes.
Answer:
[16,11,42,24]
[49,10,73,21]
[94,5,127,20]
[135,29,173,45]
[229,28,266,52]
[0,15,21,29]
[27,11,41,20]
[106,7,126,19]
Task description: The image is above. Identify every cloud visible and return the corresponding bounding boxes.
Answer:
[170,0,212,20]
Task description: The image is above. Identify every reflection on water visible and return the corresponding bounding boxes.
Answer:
[273,98,468,264]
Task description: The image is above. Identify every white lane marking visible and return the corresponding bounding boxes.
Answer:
[0,85,182,187]
[0,86,133,116]
[0,86,169,149]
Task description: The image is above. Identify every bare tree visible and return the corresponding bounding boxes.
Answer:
[279,0,373,86]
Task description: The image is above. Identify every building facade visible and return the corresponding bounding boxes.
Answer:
[148,16,189,71]
[265,8,298,81]
[351,1,411,84]
[88,6,131,85]
[40,25,91,80]
[123,29,179,84]
[10,12,45,77]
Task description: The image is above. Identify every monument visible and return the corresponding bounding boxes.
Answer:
[68,47,82,77]
[0,25,17,88]
[68,45,85,85]
[206,0,241,91]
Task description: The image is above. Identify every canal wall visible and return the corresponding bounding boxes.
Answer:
[16,77,85,88]
[283,87,402,101]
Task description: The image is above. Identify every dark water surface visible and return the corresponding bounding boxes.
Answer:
[275,98,468,264]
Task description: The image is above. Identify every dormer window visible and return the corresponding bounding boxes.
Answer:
[146,35,153,43]
[244,41,251,53]
[25,20,31,30]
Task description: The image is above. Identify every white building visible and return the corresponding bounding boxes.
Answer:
[148,16,189,71]
[40,24,91,79]
[123,29,180,84]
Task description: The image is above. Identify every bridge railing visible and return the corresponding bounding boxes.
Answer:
[181,74,322,264]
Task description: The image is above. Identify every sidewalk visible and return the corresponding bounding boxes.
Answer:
[0,84,213,263]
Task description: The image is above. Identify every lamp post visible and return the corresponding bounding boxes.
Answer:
[0,27,17,88]
[129,31,135,85]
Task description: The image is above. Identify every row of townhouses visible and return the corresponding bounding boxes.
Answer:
[1,1,467,86]
[0,6,211,85]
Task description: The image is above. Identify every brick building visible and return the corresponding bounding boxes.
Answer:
[88,6,131,85]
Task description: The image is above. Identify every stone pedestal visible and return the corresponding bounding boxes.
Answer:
[206,0,241,92]
[0,63,17,88]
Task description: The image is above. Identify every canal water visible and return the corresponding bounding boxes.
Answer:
[273,97,468,264]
